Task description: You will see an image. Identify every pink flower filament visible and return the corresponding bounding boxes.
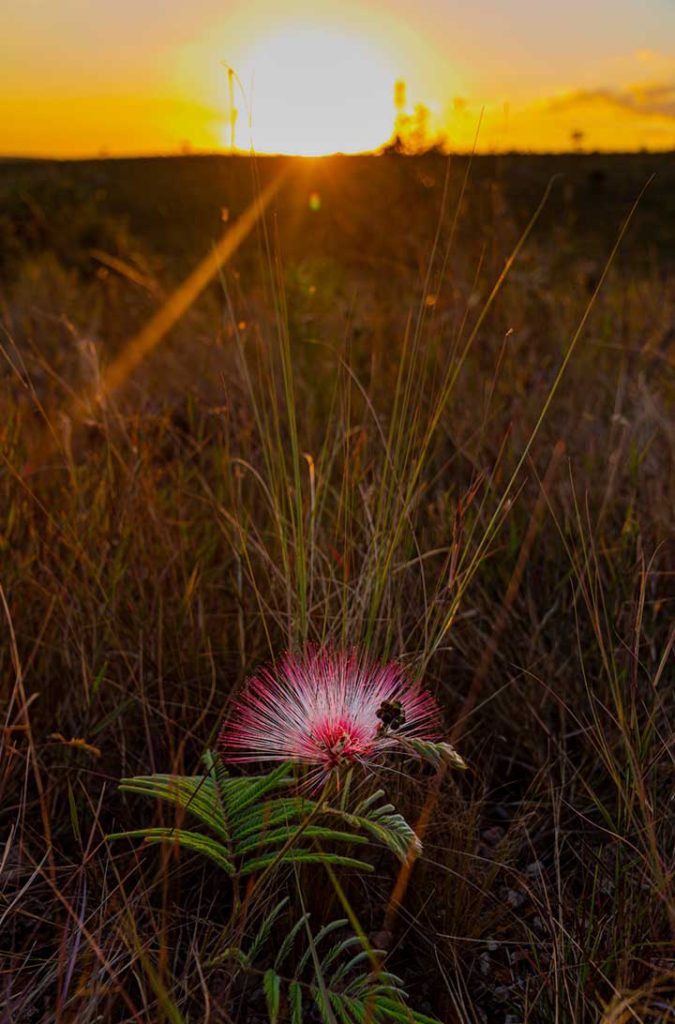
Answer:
[220,647,442,782]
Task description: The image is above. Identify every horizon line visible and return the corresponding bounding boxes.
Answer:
[2,146,674,163]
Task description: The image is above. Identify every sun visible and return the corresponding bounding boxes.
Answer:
[232,25,397,156]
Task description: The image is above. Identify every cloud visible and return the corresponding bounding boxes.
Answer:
[544,81,675,122]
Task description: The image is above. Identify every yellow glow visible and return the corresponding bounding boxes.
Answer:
[1,3,673,157]
[233,25,397,155]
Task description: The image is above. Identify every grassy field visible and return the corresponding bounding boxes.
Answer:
[0,152,673,1023]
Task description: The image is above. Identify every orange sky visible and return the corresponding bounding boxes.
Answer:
[2,0,675,156]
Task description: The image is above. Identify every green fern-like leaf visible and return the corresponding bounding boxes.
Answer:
[273,912,310,971]
[240,906,441,1024]
[222,762,295,818]
[247,897,290,964]
[288,981,303,1024]
[110,756,440,1022]
[119,774,229,842]
[239,850,374,877]
[296,919,349,976]
[111,755,423,888]
[235,825,368,858]
[229,797,316,840]
[374,996,442,1023]
[107,827,234,873]
[326,790,421,861]
[263,968,281,1023]
[401,738,467,771]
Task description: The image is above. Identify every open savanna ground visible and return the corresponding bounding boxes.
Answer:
[1,152,673,1023]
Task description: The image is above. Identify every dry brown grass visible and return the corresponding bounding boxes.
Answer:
[0,153,673,1023]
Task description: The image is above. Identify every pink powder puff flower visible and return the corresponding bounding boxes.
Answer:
[219,647,443,785]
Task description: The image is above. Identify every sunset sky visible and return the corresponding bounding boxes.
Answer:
[3,0,675,156]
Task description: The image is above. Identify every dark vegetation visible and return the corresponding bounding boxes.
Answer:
[0,152,673,1022]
